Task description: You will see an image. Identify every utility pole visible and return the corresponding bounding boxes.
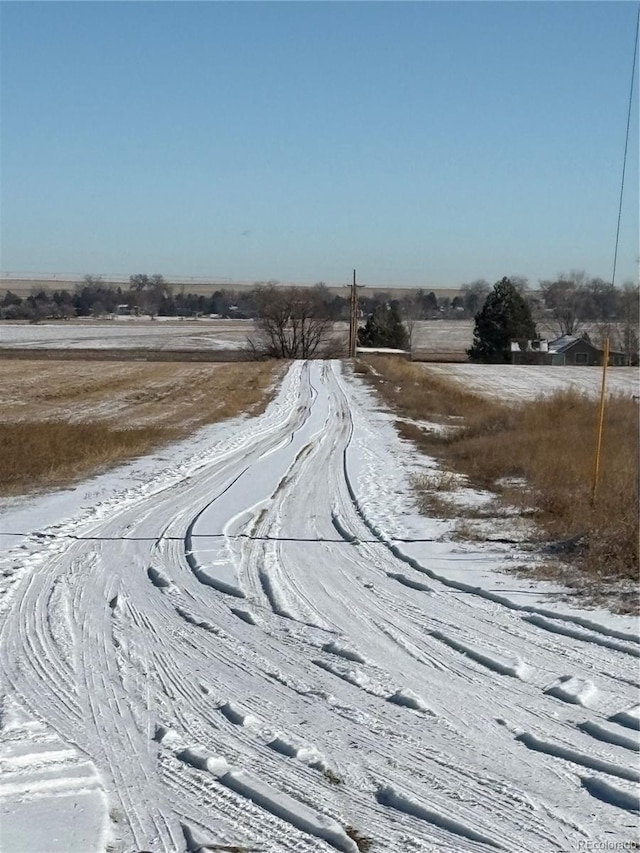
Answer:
[348,269,363,359]
[590,337,610,507]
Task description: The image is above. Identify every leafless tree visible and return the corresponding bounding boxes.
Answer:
[508,275,529,293]
[129,274,172,318]
[618,281,640,365]
[247,284,341,359]
[460,279,491,316]
[399,293,423,351]
[540,271,589,336]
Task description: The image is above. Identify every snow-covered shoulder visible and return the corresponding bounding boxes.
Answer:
[339,365,638,640]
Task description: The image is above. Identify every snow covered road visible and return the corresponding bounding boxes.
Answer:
[1,361,638,853]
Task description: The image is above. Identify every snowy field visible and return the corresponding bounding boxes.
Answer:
[0,319,254,350]
[1,319,630,358]
[423,363,640,400]
[0,319,465,352]
[1,361,638,853]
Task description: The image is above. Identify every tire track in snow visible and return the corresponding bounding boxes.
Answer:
[0,697,110,853]
[76,568,176,851]
[2,359,637,852]
[376,784,506,850]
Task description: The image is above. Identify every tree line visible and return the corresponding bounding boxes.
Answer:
[0,275,257,321]
[1,270,637,363]
[2,271,636,328]
[0,273,467,323]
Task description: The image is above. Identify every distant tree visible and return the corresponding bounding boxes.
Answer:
[2,290,22,308]
[618,282,640,366]
[398,293,424,349]
[467,277,537,363]
[129,274,172,317]
[310,282,347,320]
[359,291,391,318]
[540,271,589,336]
[74,275,111,316]
[508,275,529,293]
[421,290,439,317]
[358,303,409,350]
[0,302,25,320]
[247,284,338,358]
[460,279,491,316]
[1,290,26,318]
[51,290,75,318]
[158,293,176,316]
[25,289,52,322]
[583,278,618,323]
[328,294,348,321]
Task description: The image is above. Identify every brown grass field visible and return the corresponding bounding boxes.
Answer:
[357,356,639,608]
[0,359,282,495]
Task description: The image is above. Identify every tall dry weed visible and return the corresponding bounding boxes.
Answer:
[0,360,282,495]
[0,421,176,494]
[358,356,639,584]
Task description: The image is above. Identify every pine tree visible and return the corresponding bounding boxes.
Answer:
[358,304,409,349]
[467,277,537,363]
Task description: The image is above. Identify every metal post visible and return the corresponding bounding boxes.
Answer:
[591,337,610,506]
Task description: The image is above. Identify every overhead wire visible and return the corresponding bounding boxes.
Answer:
[611,5,640,287]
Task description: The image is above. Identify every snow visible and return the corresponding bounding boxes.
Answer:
[357,347,409,354]
[422,362,640,400]
[576,720,640,753]
[376,784,505,849]
[0,319,253,349]
[609,705,640,730]
[543,675,599,708]
[579,775,640,813]
[0,698,110,853]
[1,360,639,853]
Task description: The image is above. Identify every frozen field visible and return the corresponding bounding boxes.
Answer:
[0,319,467,353]
[423,363,640,400]
[0,319,254,350]
[1,319,628,358]
[1,361,638,853]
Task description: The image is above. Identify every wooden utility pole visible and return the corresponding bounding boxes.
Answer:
[590,337,610,506]
[348,270,354,359]
[349,269,362,359]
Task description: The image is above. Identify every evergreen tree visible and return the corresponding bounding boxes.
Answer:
[467,277,537,363]
[358,304,409,349]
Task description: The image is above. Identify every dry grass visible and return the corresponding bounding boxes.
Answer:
[413,470,461,492]
[0,422,177,495]
[363,356,498,423]
[440,390,639,583]
[0,359,283,495]
[358,356,639,594]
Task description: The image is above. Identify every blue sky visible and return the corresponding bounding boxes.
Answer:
[1,1,638,288]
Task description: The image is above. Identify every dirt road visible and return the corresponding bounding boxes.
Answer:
[1,361,637,852]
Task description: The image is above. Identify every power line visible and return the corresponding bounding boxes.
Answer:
[612,5,640,287]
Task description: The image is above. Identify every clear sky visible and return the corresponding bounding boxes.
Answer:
[1,1,638,288]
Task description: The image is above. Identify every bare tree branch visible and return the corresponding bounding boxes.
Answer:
[247,284,341,359]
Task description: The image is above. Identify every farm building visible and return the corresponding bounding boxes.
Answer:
[511,335,626,366]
